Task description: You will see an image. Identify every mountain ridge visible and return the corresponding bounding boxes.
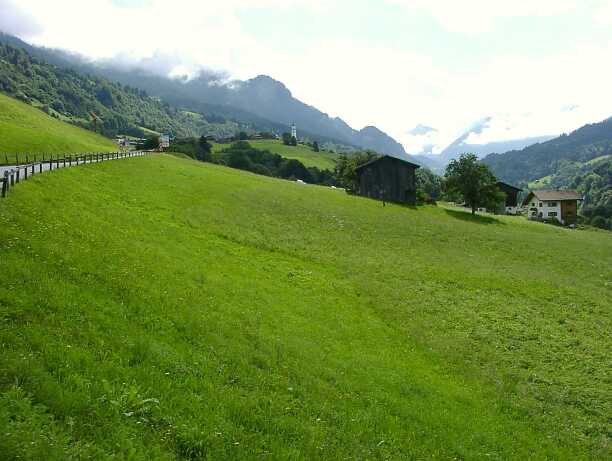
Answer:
[482,116,612,185]
[0,33,406,157]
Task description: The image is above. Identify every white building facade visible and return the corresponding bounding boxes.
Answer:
[522,190,582,225]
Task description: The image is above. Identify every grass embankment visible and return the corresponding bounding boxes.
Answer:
[0,93,116,164]
[212,139,339,170]
[0,155,610,459]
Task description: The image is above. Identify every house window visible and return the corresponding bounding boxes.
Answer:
[548,202,557,207]
[531,202,536,206]
[548,212,558,217]
[539,202,543,207]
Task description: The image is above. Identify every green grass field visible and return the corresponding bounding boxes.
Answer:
[0,94,116,164]
[1,155,610,459]
[212,139,339,170]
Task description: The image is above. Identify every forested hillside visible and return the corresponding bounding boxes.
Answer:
[0,42,237,139]
[483,117,612,184]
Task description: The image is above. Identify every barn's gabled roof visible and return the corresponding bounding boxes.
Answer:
[522,189,583,205]
[355,155,421,171]
[496,181,523,192]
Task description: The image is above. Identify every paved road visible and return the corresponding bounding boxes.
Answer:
[0,152,148,186]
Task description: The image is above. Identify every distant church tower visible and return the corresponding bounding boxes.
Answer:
[291,123,297,139]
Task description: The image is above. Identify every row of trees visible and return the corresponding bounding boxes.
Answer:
[282,132,297,146]
[168,136,213,161]
[170,139,335,185]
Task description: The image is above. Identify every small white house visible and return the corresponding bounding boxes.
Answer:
[522,190,582,225]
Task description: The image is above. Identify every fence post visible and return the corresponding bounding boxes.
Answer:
[16,168,20,183]
[56,157,60,169]
[31,163,34,175]
[1,172,8,197]
[24,166,28,180]
[39,162,42,173]
[10,170,15,186]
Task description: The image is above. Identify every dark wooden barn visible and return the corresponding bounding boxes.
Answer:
[496,181,523,214]
[355,155,420,205]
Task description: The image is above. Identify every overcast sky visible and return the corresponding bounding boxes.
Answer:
[3,0,612,154]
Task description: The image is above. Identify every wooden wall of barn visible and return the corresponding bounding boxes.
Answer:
[357,157,417,205]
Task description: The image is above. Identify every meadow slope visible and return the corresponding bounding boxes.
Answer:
[0,93,116,164]
[0,155,610,460]
[212,139,339,170]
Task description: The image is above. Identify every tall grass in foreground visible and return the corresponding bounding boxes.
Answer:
[0,155,610,459]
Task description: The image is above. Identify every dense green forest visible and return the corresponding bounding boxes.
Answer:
[0,43,237,139]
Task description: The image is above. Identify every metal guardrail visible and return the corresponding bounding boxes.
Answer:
[0,151,150,198]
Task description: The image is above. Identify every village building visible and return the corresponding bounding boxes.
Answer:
[496,181,523,215]
[522,190,583,225]
[355,155,420,205]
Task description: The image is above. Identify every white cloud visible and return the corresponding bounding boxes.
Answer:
[0,0,43,38]
[387,0,579,34]
[595,0,612,24]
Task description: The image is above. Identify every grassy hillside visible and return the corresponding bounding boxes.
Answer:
[0,94,116,164]
[0,155,610,459]
[213,139,339,170]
